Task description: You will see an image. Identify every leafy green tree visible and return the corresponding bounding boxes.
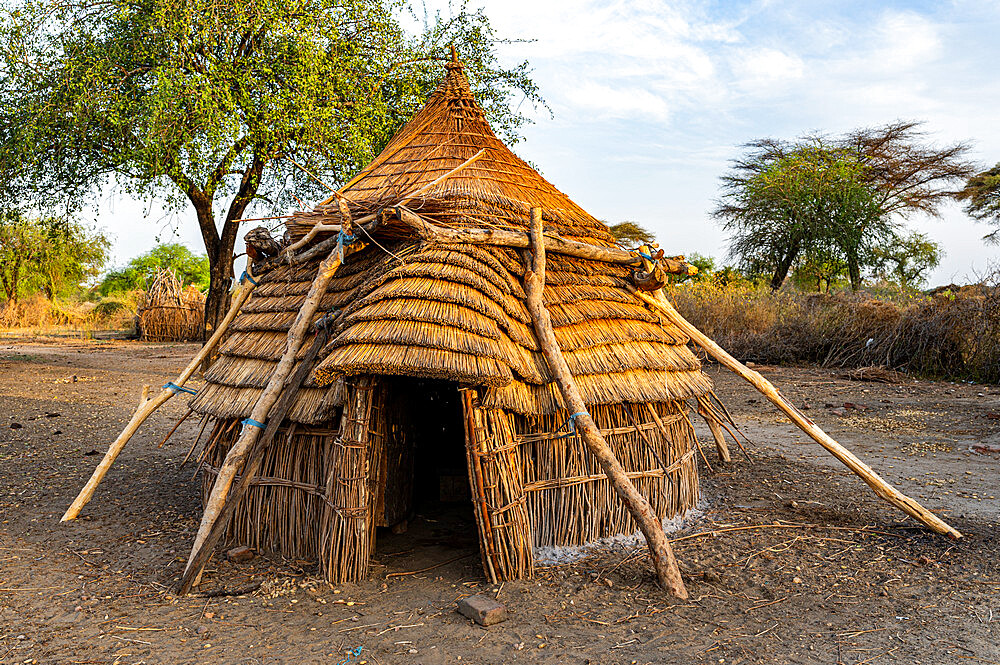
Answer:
[675,252,715,283]
[955,162,1000,244]
[715,123,973,291]
[0,0,541,335]
[716,144,883,290]
[99,243,210,295]
[608,221,656,246]
[0,212,109,302]
[872,231,942,289]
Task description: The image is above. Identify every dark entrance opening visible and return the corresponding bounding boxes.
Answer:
[374,378,478,573]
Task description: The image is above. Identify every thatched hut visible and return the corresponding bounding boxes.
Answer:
[65,57,958,597]
[138,268,205,342]
[187,59,712,584]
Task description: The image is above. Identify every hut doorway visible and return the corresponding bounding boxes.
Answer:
[374,378,478,563]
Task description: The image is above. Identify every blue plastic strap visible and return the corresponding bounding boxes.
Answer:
[636,251,654,261]
[240,270,258,286]
[338,230,357,245]
[163,382,197,395]
[556,411,589,438]
[241,418,266,430]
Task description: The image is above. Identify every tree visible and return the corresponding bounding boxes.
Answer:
[608,221,656,246]
[714,123,974,291]
[0,212,109,302]
[872,231,942,289]
[955,162,1000,244]
[99,243,210,295]
[0,0,542,335]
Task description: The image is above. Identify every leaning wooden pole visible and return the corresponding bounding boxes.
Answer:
[629,285,962,540]
[522,208,689,598]
[183,235,368,584]
[61,270,260,522]
[178,318,334,594]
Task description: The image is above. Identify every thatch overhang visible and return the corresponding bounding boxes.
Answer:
[190,59,713,419]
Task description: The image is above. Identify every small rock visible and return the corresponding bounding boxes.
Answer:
[408,648,418,654]
[196,625,208,635]
[457,594,508,626]
[9,422,22,429]
[603,578,614,588]
[793,577,803,584]
[16,634,26,640]
[226,546,254,563]
[829,408,847,417]
[746,362,756,368]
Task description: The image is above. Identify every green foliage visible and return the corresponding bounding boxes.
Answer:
[872,231,942,289]
[956,162,1000,244]
[674,252,716,283]
[608,221,656,246]
[99,243,210,295]
[0,211,109,302]
[0,0,543,328]
[715,123,973,291]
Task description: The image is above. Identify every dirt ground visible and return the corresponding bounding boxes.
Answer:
[1,335,998,665]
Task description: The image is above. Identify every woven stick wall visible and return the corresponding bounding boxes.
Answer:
[319,376,385,584]
[515,401,699,549]
[199,419,339,561]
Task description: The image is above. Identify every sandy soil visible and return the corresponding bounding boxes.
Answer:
[1,336,998,665]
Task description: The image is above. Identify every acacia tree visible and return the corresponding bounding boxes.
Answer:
[714,123,974,291]
[955,162,1000,244]
[0,0,541,335]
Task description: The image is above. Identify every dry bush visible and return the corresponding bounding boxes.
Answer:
[669,274,1000,384]
[1,292,141,332]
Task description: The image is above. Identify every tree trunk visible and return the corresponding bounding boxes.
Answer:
[770,240,800,291]
[192,201,240,338]
[846,253,862,291]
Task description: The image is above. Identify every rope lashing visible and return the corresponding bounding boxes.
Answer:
[336,228,357,261]
[239,270,259,286]
[556,411,590,439]
[636,251,655,262]
[162,382,197,396]
[241,418,266,432]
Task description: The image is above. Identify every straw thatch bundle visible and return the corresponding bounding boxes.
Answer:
[138,268,205,342]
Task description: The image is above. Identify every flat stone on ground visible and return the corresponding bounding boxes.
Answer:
[226,546,254,563]
[457,594,507,626]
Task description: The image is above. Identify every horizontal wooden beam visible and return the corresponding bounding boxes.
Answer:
[393,206,695,275]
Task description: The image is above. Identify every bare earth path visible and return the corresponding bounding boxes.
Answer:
[1,337,998,665]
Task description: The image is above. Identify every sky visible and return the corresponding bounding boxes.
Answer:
[98,0,1000,285]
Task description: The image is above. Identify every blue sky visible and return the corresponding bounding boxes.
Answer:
[99,0,1000,285]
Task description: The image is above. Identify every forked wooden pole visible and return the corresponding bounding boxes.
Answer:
[523,208,688,599]
[61,272,261,522]
[629,284,962,540]
[182,238,368,585]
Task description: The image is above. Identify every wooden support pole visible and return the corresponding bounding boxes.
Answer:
[178,319,335,594]
[697,398,731,463]
[522,208,689,599]
[182,239,367,585]
[393,206,696,274]
[629,285,962,540]
[61,272,260,522]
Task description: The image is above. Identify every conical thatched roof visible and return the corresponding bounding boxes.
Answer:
[190,60,712,421]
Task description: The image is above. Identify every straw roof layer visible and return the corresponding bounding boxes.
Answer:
[190,59,712,419]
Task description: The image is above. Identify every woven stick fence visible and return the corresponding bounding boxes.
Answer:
[139,268,205,342]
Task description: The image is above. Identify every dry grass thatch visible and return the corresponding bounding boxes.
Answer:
[190,60,714,420]
[138,269,205,342]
